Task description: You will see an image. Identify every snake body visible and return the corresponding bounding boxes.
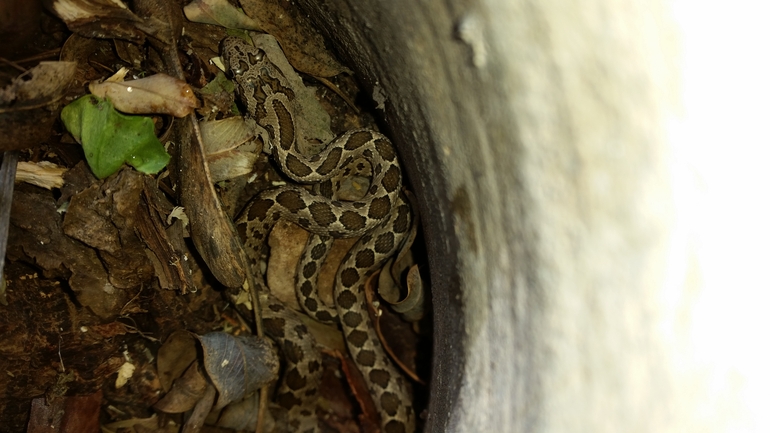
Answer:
[259,293,323,433]
[222,36,415,433]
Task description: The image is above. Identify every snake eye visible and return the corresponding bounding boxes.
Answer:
[248,49,266,65]
[229,58,251,77]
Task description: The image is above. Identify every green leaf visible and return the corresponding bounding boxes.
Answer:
[60,95,170,179]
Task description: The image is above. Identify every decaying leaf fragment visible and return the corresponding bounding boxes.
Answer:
[89,69,200,117]
[183,0,261,30]
[155,330,279,417]
[0,62,77,112]
[365,271,424,384]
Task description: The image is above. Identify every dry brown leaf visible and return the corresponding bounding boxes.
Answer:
[49,0,152,43]
[157,330,198,393]
[89,71,200,117]
[154,362,209,413]
[239,0,349,77]
[200,116,263,182]
[365,272,423,384]
[183,0,261,30]
[213,393,260,431]
[267,220,361,312]
[155,330,279,415]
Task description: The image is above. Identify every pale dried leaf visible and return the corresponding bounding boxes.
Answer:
[267,221,358,310]
[378,190,424,320]
[183,0,260,30]
[166,206,189,227]
[266,221,308,310]
[49,0,164,44]
[51,0,132,22]
[200,116,260,154]
[105,67,130,83]
[89,73,200,117]
[207,152,259,183]
[201,116,262,182]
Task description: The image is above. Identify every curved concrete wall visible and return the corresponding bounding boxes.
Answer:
[299,1,770,432]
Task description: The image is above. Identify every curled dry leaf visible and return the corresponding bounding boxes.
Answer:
[266,221,359,315]
[198,332,279,410]
[364,272,423,384]
[155,330,279,415]
[200,116,262,182]
[183,0,261,30]
[266,220,309,310]
[393,265,425,322]
[49,0,150,43]
[378,259,425,323]
[212,393,259,431]
[377,190,425,321]
[154,361,209,413]
[157,330,199,393]
[89,73,200,117]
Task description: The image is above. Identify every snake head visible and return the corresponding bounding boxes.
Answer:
[221,37,266,78]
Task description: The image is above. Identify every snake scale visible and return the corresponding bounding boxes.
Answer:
[221,37,416,433]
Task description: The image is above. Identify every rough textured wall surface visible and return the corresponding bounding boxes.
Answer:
[298,1,679,432]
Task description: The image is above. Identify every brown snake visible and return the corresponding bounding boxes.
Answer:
[221,36,415,433]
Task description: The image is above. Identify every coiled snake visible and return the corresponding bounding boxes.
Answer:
[222,36,415,433]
